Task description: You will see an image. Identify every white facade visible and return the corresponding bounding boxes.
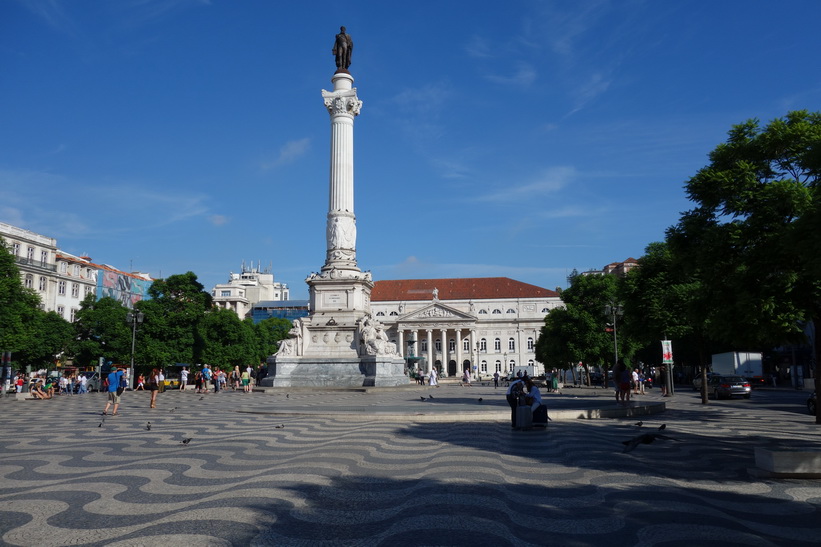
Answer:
[370,278,562,379]
[2,221,58,312]
[54,252,98,322]
[211,263,290,319]
[2,222,150,321]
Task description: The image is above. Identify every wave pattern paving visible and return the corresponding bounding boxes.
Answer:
[1,389,819,546]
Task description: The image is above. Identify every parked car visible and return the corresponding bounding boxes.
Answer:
[82,371,101,392]
[707,375,751,399]
[808,391,817,416]
[692,372,720,391]
[745,376,768,388]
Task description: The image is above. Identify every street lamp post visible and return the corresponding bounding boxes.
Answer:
[604,302,623,389]
[126,310,144,387]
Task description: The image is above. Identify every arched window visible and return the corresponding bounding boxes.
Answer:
[24,274,33,289]
[435,339,441,351]
[508,338,515,351]
[480,338,487,352]
[448,339,455,351]
[480,360,487,373]
[541,308,550,313]
[527,337,534,350]
[495,360,502,373]
[478,309,488,315]
[494,338,501,352]
[389,311,398,316]
[421,340,428,352]
[509,359,516,368]
[492,309,502,314]
[376,311,385,316]
[528,359,535,367]
[506,308,516,314]
[463,338,470,352]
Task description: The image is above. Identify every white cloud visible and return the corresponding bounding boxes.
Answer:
[208,214,229,226]
[475,166,576,203]
[261,138,311,170]
[465,35,493,59]
[485,62,537,87]
[0,168,213,238]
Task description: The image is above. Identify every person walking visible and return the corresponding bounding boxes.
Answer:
[102,367,125,416]
[148,368,160,408]
[231,366,241,391]
[180,367,189,391]
[493,370,500,389]
[428,367,438,387]
[241,368,251,393]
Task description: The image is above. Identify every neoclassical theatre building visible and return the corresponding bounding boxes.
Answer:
[370,278,561,378]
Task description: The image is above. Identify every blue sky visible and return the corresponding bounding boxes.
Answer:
[3,0,821,300]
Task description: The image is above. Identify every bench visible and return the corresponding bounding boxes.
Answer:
[753,447,821,478]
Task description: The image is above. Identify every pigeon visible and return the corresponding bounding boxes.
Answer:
[478,398,483,403]
[658,423,666,431]
[275,424,285,429]
[181,438,192,445]
[622,432,679,453]
[146,422,151,431]
[98,422,103,428]
[635,421,643,427]
[286,394,290,399]
[428,395,434,399]
[199,396,204,400]
[420,396,426,401]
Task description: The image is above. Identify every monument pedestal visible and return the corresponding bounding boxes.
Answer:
[265,355,407,388]
[260,62,409,388]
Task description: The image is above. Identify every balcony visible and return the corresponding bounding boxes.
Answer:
[15,256,57,272]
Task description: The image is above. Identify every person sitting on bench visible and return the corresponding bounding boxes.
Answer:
[525,377,548,424]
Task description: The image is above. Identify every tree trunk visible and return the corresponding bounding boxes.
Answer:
[814,316,821,424]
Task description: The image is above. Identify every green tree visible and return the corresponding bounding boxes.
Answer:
[71,295,132,367]
[138,272,212,367]
[0,239,74,371]
[537,273,636,386]
[16,310,74,369]
[0,239,38,355]
[668,110,821,420]
[621,241,718,402]
[199,307,257,368]
[254,317,293,361]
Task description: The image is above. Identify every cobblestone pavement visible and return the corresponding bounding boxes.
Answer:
[1,385,819,546]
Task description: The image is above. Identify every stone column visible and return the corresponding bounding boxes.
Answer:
[470,330,477,377]
[426,330,433,374]
[440,328,448,376]
[397,330,404,358]
[455,328,463,376]
[321,72,362,273]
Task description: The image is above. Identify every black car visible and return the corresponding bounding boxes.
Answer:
[809,391,817,415]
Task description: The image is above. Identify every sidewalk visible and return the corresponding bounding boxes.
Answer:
[249,381,665,422]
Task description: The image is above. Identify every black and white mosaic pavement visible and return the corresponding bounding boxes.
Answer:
[1,386,819,546]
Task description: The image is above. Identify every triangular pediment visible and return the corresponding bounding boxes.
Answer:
[400,302,474,322]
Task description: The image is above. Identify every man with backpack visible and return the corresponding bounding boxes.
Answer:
[102,367,125,416]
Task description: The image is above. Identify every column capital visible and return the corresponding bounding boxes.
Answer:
[322,90,362,117]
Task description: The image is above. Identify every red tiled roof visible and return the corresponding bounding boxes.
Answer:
[371,277,558,302]
[55,253,153,281]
